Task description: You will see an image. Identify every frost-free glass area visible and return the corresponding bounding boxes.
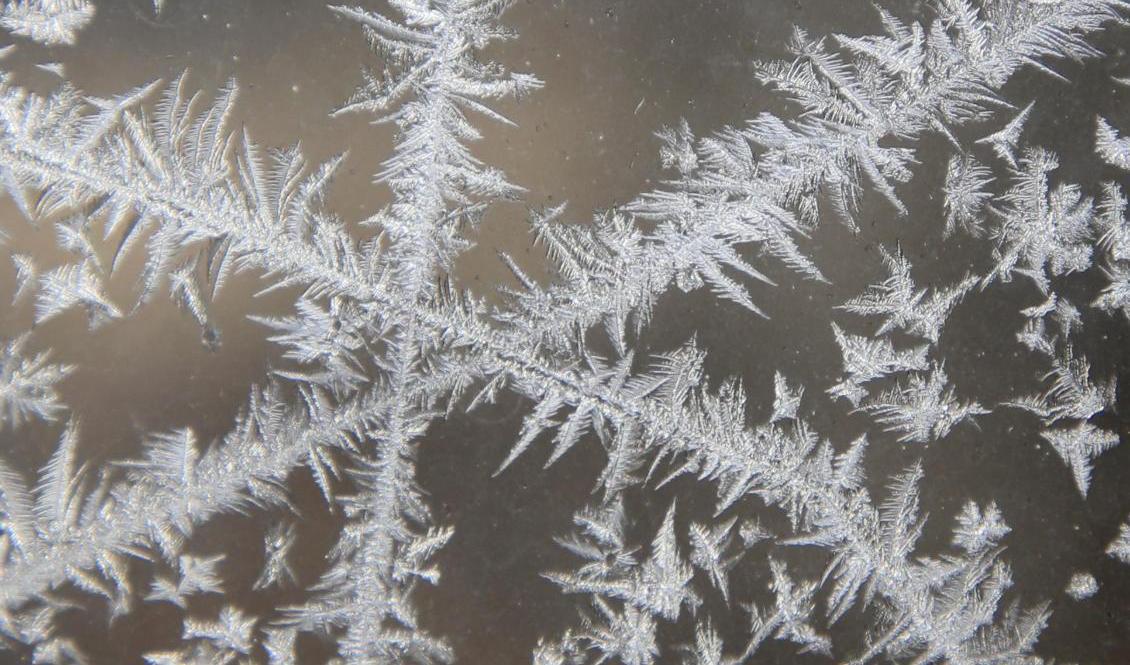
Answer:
[0,0,1129,663]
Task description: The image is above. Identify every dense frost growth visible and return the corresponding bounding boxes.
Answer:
[0,0,1128,663]
[0,0,92,46]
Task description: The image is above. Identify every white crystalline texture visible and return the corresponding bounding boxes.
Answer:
[741,559,831,659]
[0,0,1128,663]
[1096,117,1130,171]
[0,335,71,427]
[1108,521,1130,565]
[1094,262,1130,319]
[770,371,804,422]
[977,102,1034,168]
[1065,571,1099,600]
[987,149,1097,291]
[0,0,93,46]
[1007,346,1117,423]
[861,365,988,444]
[1017,293,1081,355]
[952,500,1011,554]
[1041,421,1119,497]
[839,247,976,343]
[943,154,994,237]
[828,322,929,406]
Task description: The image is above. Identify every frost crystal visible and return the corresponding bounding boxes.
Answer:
[147,554,226,608]
[861,366,988,443]
[1096,117,1130,170]
[1093,261,1130,319]
[987,149,1097,291]
[943,154,994,237]
[1107,521,1130,564]
[770,371,804,423]
[0,0,93,46]
[1065,571,1099,600]
[828,323,929,406]
[839,247,976,343]
[952,500,1011,553]
[977,102,1034,168]
[740,559,831,658]
[0,335,71,427]
[1007,346,1116,423]
[688,518,741,602]
[0,0,1128,662]
[1041,421,1119,497]
[1018,293,1081,355]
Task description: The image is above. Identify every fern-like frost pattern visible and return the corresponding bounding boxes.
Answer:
[0,0,1128,663]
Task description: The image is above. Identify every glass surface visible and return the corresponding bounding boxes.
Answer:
[0,1,1128,663]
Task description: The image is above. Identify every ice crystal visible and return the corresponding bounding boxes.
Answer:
[987,149,1098,291]
[548,502,699,623]
[9,253,35,303]
[839,247,976,343]
[1007,346,1117,423]
[1018,293,1081,355]
[680,622,727,665]
[860,366,988,443]
[1094,182,1130,321]
[828,322,929,406]
[943,153,994,237]
[254,522,297,590]
[740,559,831,658]
[688,518,741,603]
[0,0,93,46]
[146,554,226,608]
[146,605,258,663]
[1096,182,1130,261]
[769,371,804,423]
[0,334,71,427]
[1041,421,1119,497]
[1096,116,1130,170]
[977,102,1035,167]
[1065,571,1099,600]
[0,0,1128,662]
[1093,261,1130,319]
[1107,521,1130,564]
[952,500,1011,553]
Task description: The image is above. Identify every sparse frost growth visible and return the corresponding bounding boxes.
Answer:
[146,605,258,664]
[741,559,831,658]
[1018,293,1081,355]
[1007,344,1120,496]
[1107,521,1130,564]
[254,522,298,590]
[0,335,71,427]
[1041,422,1119,497]
[770,371,803,423]
[977,102,1034,167]
[952,500,1011,553]
[147,554,226,608]
[1065,571,1099,600]
[1093,261,1130,318]
[688,518,742,603]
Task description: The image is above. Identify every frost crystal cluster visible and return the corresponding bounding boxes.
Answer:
[0,0,1128,663]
